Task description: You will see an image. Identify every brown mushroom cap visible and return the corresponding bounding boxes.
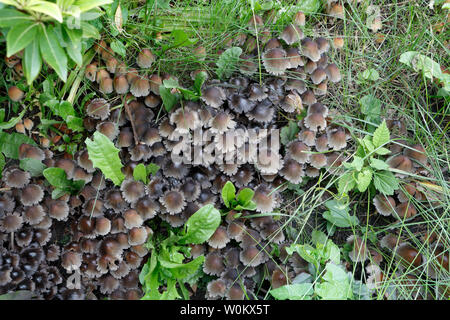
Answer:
[203,252,225,276]
[23,205,46,225]
[301,38,320,62]
[325,63,341,83]
[201,86,226,108]
[387,155,413,176]
[130,78,150,97]
[327,128,347,150]
[286,140,310,164]
[347,235,369,263]
[21,184,44,206]
[137,49,155,68]
[253,184,279,213]
[304,112,327,131]
[128,227,149,246]
[280,158,304,184]
[120,179,145,204]
[262,48,290,75]
[4,169,30,188]
[47,200,70,221]
[86,98,110,120]
[0,212,23,232]
[8,86,24,102]
[280,24,304,45]
[160,190,186,215]
[404,144,427,166]
[207,279,227,299]
[114,75,129,94]
[208,226,231,249]
[310,153,327,169]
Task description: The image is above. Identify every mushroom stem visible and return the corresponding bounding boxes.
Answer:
[123,95,140,146]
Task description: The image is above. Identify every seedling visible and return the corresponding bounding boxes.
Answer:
[221,181,257,218]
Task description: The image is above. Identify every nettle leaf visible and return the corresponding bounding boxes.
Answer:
[373,170,399,195]
[270,283,314,300]
[216,47,242,80]
[0,9,33,28]
[372,120,390,148]
[323,200,359,228]
[356,167,373,192]
[39,25,68,82]
[23,40,42,85]
[338,172,356,195]
[369,158,389,170]
[159,85,180,112]
[19,158,47,177]
[280,121,300,145]
[85,131,124,186]
[179,204,221,245]
[133,163,148,184]
[315,263,353,300]
[221,181,236,209]
[351,156,364,172]
[6,21,39,57]
[0,132,36,159]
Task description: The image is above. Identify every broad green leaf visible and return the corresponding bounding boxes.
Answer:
[48,101,76,119]
[0,153,4,179]
[285,243,317,266]
[0,9,33,28]
[0,132,36,159]
[146,163,160,176]
[65,40,82,66]
[62,25,83,44]
[66,116,84,132]
[27,0,63,22]
[179,204,221,244]
[359,94,381,117]
[133,163,148,184]
[193,71,207,95]
[166,29,198,50]
[237,188,254,206]
[74,0,113,13]
[351,156,364,171]
[369,158,389,170]
[372,120,390,148]
[0,109,4,123]
[375,147,391,156]
[19,158,46,177]
[280,121,300,145]
[324,240,341,264]
[373,170,399,195]
[357,167,373,192]
[358,68,380,81]
[110,40,126,57]
[311,229,327,245]
[0,107,27,130]
[216,47,242,80]
[39,25,68,82]
[315,263,352,300]
[221,181,236,208]
[295,0,321,13]
[43,167,84,197]
[159,255,205,281]
[23,40,42,85]
[6,21,39,57]
[338,172,356,195]
[234,200,257,211]
[270,283,313,300]
[80,21,100,39]
[85,131,124,186]
[159,85,180,112]
[400,51,443,81]
[323,200,359,228]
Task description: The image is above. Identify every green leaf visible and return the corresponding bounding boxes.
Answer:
[315,263,352,300]
[285,243,317,266]
[221,181,236,209]
[0,153,4,179]
[351,156,364,172]
[372,120,390,148]
[0,109,5,123]
[48,101,76,119]
[400,51,443,82]
[375,147,391,156]
[193,71,207,95]
[324,240,341,264]
[280,121,300,145]
[85,131,124,186]
[369,158,389,170]
[133,163,148,184]
[216,47,242,80]
[110,40,126,57]
[159,85,180,112]
[323,200,359,228]
[39,25,68,82]
[73,0,113,12]
[179,204,221,245]
[373,170,399,196]
[234,200,257,211]
[338,172,356,195]
[80,21,100,39]
[358,68,380,82]
[65,116,84,132]
[65,40,82,66]
[0,132,36,159]
[26,0,63,22]
[270,283,313,300]
[311,229,327,245]
[6,21,39,57]
[0,107,27,130]
[146,163,160,176]
[0,290,36,300]
[23,40,42,85]
[19,158,47,177]
[359,94,381,117]
[237,188,254,206]
[43,167,84,197]
[295,0,321,13]
[0,9,33,28]
[165,29,198,50]
[356,167,373,192]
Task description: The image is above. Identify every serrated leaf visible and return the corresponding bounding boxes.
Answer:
[375,147,391,156]
[338,172,356,195]
[270,283,313,300]
[0,9,33,28]
[216,47,242,80]
[373,170,399,195]
[19,158,46,177]
[221,181,236,209]
[39,25,68,82]
[65,116,84,132]
[23,40,42,85]
[372,120,390,148]
[315,263,352,300]
[85,131,124,186]
[357,168,373,192]
[6,21,39,57]
[369,158,389,170]
[0,132,36,159]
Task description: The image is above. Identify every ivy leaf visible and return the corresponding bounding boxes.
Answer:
[270,283,314,300]
[322,200,359,228]
[6,21,39,57]
[372,120,390,148]
[356,167,373,192]
[0,132,36,159]
[216,47,242,80]
[85,131,124,186]
[221,181,236,209]
[280,121,300,145]
[179,204,221,245]
[19,158,47,177]
[373,170,399,195]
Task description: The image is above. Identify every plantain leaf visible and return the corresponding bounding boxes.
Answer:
[6,21,39,57]
[0,9,33,28]
[85,131,124,186]
[39,25,68,82]
[23,40,42,85]
[26,0,63,22]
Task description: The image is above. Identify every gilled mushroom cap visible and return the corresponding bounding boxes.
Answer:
[347,235,369,263]
[201,86,226,108]
[3,168,30,188]
[95,217,111,236]
[8,86,24,101]
[247,83,268,102]
[315,134,329,152]
[228,94,256,114]
[280,24,304,45]
[262,48,290,75]
[83,198,104,217]
[104,190,127,213]
[265,38,281,51]
[293,11,306,26]
[207,279,227,299]
[373,195,396,216]
[96,121,118,141]
[85,63,97,81]
[271,268,288,289]
[135,196,159,220]
[329,2,345,19]
[61,251,82,272]
[120,179,145,204]
[387,155,413,176]
[149,74,162,95]
[248,100,275,123]
[316,37,330,54]
[301,90,317,106]
[47,200,70,221]
[170,107,201,133]
[18,144,45,161]
[280,158,304,184]
[240,246,264,267]
[208,226,230,249]
[128,227,148,246]
[162,159,189,179]
[396,243,422,268]
[113,75,130,95]
[23,204,46,225]
[304,59,317,74]
[180,178,201,202]
[16,228,34,247]
[130,78,150,97]
[144,94,161,108]
[299,129,316,147]
[286,140,310,164]
[21,184,44,206]
[77,150,95,173]
[304,112,327,131]
[117,127,134,148]
[129,143,151,162]
[203,252,225,276]
[99,77,114,94]
[310,67,327,85]
[226,284,245,300]
[327,127,347,150]
[227,221,246,241]
[224,247,240,268]
[248,14,264,33]
[285,79,306,95]
[253,184,279,213]
[231,165,254,188]
[0,212,23,232]
[325,63,341,83]
[305,167,320,177]
[34,228,51,245]
[301,38,320,62]
[286,48,304,69]
[126,68,139,83]
[310,153,327,169]
[255,148,283,175]
[404,144,427,166]
[86,98,110,120]
[123,209,143,229]
[395,202,417,219]
[160,190,186,215]
[137,49,155,68]
[208,111,236,134]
